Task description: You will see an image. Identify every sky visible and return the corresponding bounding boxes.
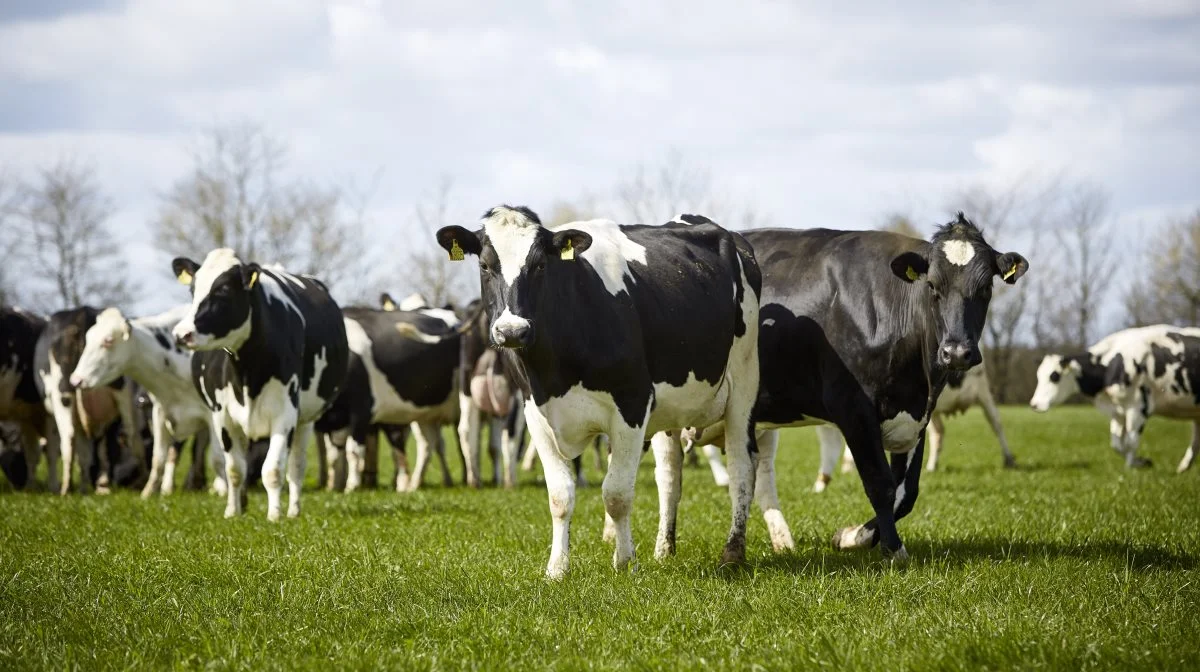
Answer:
[1,0,1198,318]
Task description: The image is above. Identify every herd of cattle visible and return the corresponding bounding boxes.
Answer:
[2,206,1199,578]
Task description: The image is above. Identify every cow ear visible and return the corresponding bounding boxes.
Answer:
[551,230,593,261]
[436,226,481,261]
[380,293,396,311]
[172,257,200,286]
[996,252,1028,285]
[121,319,132,341]
[241,263,261,290]
[890,251,929,283]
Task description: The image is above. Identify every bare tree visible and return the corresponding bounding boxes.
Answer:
[0,171,21,306]
[881,212,922,238]
[390,177,475,308]
[15,158,130,310]
[152,122,368,295]
[1043,183,1117,348]
[615,149,763,229]
[1125,210,1200,327]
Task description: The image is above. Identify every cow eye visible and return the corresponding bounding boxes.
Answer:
[535,261,546,272]
[479,261,491,273]
[101,337,113,349]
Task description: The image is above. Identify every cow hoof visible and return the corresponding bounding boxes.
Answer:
[764,510,795,552]
[1128,457,1153,469]
[813,474,830,493]
[719,545,746,567]
[224,507,238,519]
[1003,456,1017,469]
[602,522,617,545]
[1178,460,1194,474]
[654,540,675,560]
[545,558,568,581]
[287,506,300,519]
[267,509,281,522]
[95,485,111,496]
[883,545,909,566]
[713,474,729,488]
[140,486,156,499]
[832,524,875,551]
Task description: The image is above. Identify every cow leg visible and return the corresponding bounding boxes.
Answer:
[53,400,78,495]
[701,444,729,487]
[184,428,210,491]
[262,419,298,522]
[833,417,907,562]
[432,430,454,487]
[315,431,328,490]
[840,444,855,474]
[79,433,99,495]
[604,417,647,573]
[20,430,43,492]
[1109,415,1126,454]
[755,429,794,553]
[391,427,410,492]
[521,432,540,472]
[814,424,843,493]
[362,427,379,490]
[323,433,342,492]
[1179,421,1200,473]
[500,402,522,489]
[115,388,146,484]
[218,420,248,518]
[209,432,228,496]
[405,422,440,492]
[923,414,946,473]
[527,421,577,580]
[287,423,311,518]
[720,413,758,567]
[141,403,169,498]
[1122,392,1152,468]
[458,392,483,488]
[652,430,683,560]
[343,416,371,494]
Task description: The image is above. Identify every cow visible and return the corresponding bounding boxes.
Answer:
[35,307,147,495]
[679,214,1028,564]
[1030,325,1200,471]
[0,307,52,490]
[807,358,1015,492]
[171,249,349,520]
[436,205,763,579]
[314,305,460,493]
[68,305,223,497]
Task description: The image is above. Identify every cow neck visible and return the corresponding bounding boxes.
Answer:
[125,324,194,398]
[907,268,945,417]
[1074,354,1107,397]
[227,285,272,363]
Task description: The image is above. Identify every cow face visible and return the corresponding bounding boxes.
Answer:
[891,213,1028,371]
[1030,354,1081,412]
[436,205,592,349]
[69,308,132,389]
[171,248,260,351]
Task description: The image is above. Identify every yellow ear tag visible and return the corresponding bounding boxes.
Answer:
[1002,263,1018,281]
[177,270,192,285]
[449,239,464,261]
[560,239,575,261]
[382,299,396,311]
[905,266,918,281]
[247,271,259,289]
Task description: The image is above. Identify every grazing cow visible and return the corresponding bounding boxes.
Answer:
[314,305,460,492]
[0,307,52,490]
[436,205,762,579]
[808,359,1015,492]
[1030,325,1200,471]
[171,249,349,520]
[686,215,1028,563]
[36,307,147,495]
[69,305,223,497]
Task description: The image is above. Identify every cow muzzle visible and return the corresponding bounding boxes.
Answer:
[174,330,196,349]
[490,314,534,349]
[938,340,980,371]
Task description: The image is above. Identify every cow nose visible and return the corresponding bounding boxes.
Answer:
[68,374,82,389]
[175,331,195,347]
[491,322,533,348]
[939,342,976,370]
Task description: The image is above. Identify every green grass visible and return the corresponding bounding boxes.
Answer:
[2,406,1199,671]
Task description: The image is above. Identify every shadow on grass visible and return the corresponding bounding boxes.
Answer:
[751,534,1197,576]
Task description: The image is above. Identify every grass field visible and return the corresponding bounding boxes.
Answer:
[2,406,1199,671]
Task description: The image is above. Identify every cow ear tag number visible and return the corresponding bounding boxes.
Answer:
[905,266,919,281]
[449,239,464,261]
[561,239,575,261]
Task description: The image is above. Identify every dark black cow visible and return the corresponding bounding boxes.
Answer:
[314,306,461,492]
[171,249,349,520]
[0,307,50,489]
[709,214,1027,562]
[437,205,762,579]
[35,306,146,495]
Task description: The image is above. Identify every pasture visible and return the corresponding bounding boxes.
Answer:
[2,406,1198,671]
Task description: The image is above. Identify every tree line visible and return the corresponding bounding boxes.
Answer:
[1,124,1194,404]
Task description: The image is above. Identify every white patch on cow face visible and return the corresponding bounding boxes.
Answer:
[174,248,248,350]
[483,208,542,287]
[1029,355,1076,412]
[942,239,976,266]
[881,411,924,452]
[552,219,648,297]
[71,308,132,389]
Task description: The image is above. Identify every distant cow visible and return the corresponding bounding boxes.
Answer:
[811,359,1015,492]
[437,205,763,578]
[1031,325,1200,471]
[0,307,52,490]
[315,305,460,492]
[684,215,1028,563]
[36,307,147,495]
[172,249,349,520]
[69,305,223,497]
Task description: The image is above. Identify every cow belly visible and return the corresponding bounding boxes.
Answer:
[647,373,727,436]
[78,389,119,438]
[880,412,926,453]
[1150,394,1200,420]
[536,386,630,450]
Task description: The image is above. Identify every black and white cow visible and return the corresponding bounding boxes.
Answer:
[686,215,1028,563]
[315,305,460,492]
[68,305,223,497]
[812,358,1015,491]
[171,249,349,520]
[1031,325,1200,471]
[0,307,51,490]
[436,205,763,579]
[36,306,147,495]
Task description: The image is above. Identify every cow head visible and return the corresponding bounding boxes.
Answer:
[890,213,1028,371]
[1030,354,1086,412]
[435,205,592,348]
[69,307,132,389]
[171,248,261,351]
